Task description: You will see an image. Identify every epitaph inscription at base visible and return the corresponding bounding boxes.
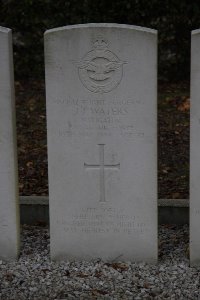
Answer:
[45,24,157,262]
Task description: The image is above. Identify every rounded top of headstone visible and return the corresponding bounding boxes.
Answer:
[0,26,11,33]
[192,28,200,35]
[45,23,157,35]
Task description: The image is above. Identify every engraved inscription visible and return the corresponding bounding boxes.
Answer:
[0,215,9,230]
[56,207,148,236]
[84,144,120,202]
[75,36,126,93]
[54,96,144,139]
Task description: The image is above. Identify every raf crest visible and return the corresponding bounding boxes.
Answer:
[75,36,126,93]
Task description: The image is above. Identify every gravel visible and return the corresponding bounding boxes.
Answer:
[0,224,199,299]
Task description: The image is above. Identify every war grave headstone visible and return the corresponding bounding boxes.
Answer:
[0,27,19,260]
[45,24,157,262]
[190,29,200,265]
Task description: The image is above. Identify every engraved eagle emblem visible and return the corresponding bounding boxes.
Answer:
[76,60,124,81]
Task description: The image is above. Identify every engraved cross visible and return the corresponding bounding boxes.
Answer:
[84,144,120,203]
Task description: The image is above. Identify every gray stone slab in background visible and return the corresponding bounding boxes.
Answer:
[45,23,157,262]
[190,29,200,266]
[0,27,20,260]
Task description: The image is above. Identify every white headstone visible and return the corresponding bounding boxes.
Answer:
[190,29,200,265]
[45,24,157,262]
[0,27,19,260]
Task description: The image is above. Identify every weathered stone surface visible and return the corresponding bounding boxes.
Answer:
[0,26,19,260]
[190,29,200,266]
[45,24,157,262]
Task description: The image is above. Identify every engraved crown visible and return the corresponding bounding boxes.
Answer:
[93,36,108,50]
